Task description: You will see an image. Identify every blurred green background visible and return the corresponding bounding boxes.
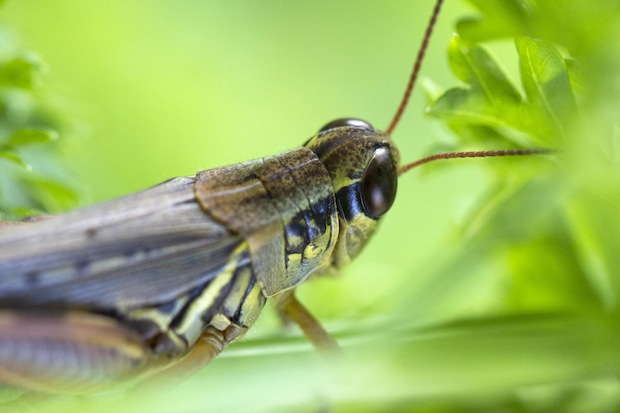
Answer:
[1,1,620,412]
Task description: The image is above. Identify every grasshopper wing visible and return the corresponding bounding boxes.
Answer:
[0,177,243,312]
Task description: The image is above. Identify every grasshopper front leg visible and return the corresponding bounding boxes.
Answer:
[274,290,342,358]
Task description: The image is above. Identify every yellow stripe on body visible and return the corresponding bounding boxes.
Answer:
[174,243,247,346]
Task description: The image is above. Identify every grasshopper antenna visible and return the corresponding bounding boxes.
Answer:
[386,0,444,136]
[398,148,553,176]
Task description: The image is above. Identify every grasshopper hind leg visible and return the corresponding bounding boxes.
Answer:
[0,310,152,394]
[149,326,225,376]
[129,325,233,394]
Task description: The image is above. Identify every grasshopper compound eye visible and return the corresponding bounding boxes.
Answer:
[361,146,398,218]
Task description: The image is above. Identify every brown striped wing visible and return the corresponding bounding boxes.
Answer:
[0,177,243,313]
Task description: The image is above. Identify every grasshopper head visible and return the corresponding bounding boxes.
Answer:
[305,118,400,268]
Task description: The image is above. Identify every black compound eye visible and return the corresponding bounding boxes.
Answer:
[360,146,397,218]
[319,118,374,133]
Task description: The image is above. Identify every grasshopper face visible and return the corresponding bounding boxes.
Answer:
[305,118,399,268]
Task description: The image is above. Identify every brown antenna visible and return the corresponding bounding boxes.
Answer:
[386,0,444,136]
[398,148,553,176]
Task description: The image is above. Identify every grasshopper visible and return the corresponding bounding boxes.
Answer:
[0,0,549,394]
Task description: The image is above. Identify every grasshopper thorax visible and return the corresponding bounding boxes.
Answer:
[305,118,399,267]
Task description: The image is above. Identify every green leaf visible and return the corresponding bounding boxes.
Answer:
[6,127,58,146]
[0,55,44,89]
[429,35,575,149]
[457,0,533,51]
[429,37,529,147]
[565,188,620,310]
[0,37,76,216]
[23,176,79,212]
[0,150,30,169]
[516,37,577,141]
[448,35,522,104]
